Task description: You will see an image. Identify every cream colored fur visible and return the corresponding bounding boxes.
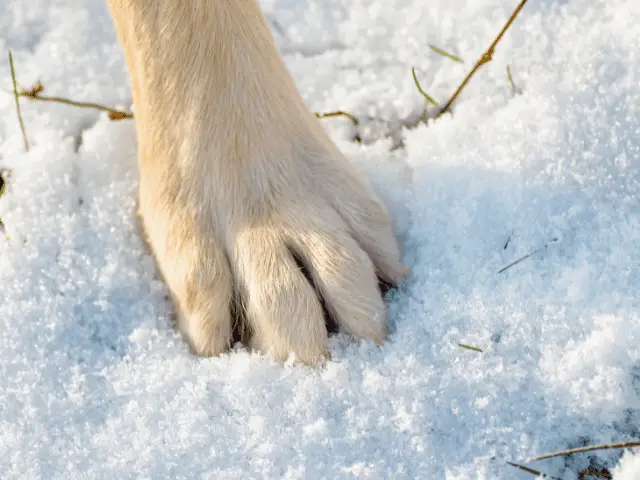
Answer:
[106,0,405,365]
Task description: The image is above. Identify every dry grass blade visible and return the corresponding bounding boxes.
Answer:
[429,44,464,63]
[458,343,483,353]
[506,65,517,94]
[9,51,29,151]
[411,67,439,107]
[528,441,640,462]
[498,237,558,274]
[437,0,529,118]
[503,231,513,250]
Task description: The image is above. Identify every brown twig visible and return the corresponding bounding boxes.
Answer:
[315,110,359,125]
[15,81,134,120]
[437,0,529,118]
[9,52,30,151]
[12,81,357,125]
[528,441,640,463]
[506,462,562,479]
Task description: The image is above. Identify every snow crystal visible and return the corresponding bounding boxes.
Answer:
[0,0,638,478]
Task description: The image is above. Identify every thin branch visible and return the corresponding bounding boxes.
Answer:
[10,81,357,125]
[315,110,359,125]
[14,81,134,120]
[528,441,640,463]
[429,44,464,63]
[9,51,29,151]
[497,237,558,274]
[411,67,439,107]
[437,0,529,118]
[506,462,562,480]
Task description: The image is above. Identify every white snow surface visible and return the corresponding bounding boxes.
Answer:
[614,451,640,480]
[1,0,639,478]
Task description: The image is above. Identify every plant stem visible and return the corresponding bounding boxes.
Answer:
[437,0,529,118]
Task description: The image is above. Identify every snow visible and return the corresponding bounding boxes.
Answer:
[614,451,640,480]
[1,0,639,478]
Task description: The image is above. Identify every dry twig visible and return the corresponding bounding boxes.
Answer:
[15,81,134,120]
[9,52,29,151]
[10,80,358,125]
[315,110,358,125]
[437,0,529,118]
[506,461,562,479]
[528,441,640,463]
